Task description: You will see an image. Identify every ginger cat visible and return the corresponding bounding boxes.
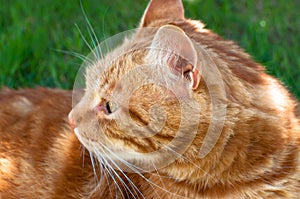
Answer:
[1,0,299,198]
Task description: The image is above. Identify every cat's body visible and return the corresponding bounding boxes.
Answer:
[1,0,299,198]
[0,88,90,198]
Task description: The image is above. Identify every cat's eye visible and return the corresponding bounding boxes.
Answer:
[105,101,118,114]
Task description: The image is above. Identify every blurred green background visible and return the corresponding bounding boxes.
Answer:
[0,0,299,99]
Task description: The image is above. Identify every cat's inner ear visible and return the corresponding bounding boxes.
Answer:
[140,0,185,27]
[147,25,201,90]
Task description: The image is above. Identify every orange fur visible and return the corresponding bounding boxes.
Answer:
[1,0,300,198]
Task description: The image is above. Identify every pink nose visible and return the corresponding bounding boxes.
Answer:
[68,111,76,129]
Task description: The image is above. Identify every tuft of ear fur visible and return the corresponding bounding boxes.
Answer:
[147,25,201,90]
[140,0,185,27]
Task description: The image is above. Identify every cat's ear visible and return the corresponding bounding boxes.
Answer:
[147,25,201,90]
[140,0,185,27]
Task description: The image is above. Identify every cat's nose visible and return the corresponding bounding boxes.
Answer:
[68,111,76,129]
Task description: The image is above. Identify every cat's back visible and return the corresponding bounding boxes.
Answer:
[0,87,72,128]
[0,88,94,199]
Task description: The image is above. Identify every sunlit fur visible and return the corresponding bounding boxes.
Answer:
[1,0,300,198]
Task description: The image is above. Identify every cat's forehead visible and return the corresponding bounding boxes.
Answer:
[85,55,126,95]
[85,35,153,95]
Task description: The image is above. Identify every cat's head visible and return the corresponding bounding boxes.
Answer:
[69,0,226,176]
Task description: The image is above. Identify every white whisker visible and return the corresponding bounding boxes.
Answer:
[94,144,142,199]
[89,151,98,181]
[53,48,93,64]
[95,152,124,198]
[79,0,101,59]
[74,23,98,60]
[96,141,191,199]
[101,6,110,39]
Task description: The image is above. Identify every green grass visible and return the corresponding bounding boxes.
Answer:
[0,0,299,99]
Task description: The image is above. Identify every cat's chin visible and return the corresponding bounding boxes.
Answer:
[74,127,86,141]
[73,127,103,151]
